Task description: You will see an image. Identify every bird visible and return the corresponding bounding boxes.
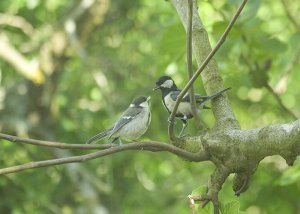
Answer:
[86,96,151,144]
[153,75,230,136]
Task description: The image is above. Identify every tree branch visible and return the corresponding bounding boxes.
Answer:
[274,44,300,94]
[0,132,114,150]
[265,83,298,120]
[230,119,300,165]
[187,0,202,130]
[0,13,34,35]
[281,0,300,30]
[1,1,299,212]
[0,38,44,84]
[169,0,247,138]
[0,133,209,175]
[239,53,298,120]
[189,167,230,214]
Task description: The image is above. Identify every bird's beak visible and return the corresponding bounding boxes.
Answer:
[153,86,160,91]
[147,96,151,101]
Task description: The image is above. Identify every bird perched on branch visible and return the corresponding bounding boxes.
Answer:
[86,96,151,144]
[153,76,230,136]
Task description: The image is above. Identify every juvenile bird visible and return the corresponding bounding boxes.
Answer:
[86,96,151,144]
[154,76,230,136]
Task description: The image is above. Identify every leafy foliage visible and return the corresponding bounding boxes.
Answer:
[0,0,300,213]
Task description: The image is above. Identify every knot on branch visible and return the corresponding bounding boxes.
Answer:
[282,154,297,166]
[232,171,255,196]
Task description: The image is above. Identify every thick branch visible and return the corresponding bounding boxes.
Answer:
[185,119,300,212]
[169,0,245,134]
[231,119,300,165]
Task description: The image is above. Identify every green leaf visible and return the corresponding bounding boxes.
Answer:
[249,60,270,88]
[190,185,208,212]
[239,0,261,22]
[276,158,300,186]
[157,23,186,72]
[260,38,287,54]
[289,32,300,48]
[198,203,213,214]
[191,185,208,196]
[159,23,186,57]
[220,201,241,214]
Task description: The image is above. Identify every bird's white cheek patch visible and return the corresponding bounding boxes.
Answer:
[139,101,149,108]
[161,79,174,88]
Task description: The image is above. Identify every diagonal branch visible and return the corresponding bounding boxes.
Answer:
[239,53,298,120]
[274,44,300,94]
[169,0,248,140]
[265,83,298,120]
[281,0,300,30]
[187,0,202,130]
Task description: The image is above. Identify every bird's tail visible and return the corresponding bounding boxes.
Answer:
[205,87,231,102]
[85,127,113,144]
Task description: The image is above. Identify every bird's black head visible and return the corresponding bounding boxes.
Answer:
[130,96,150,108]
[153,76,178,91]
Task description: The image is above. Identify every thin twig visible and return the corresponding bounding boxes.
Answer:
[0,133,114,150]
[187,0,202,130]
[0,133,209,159]
[274,44,300,94]
[239,53,298,120]
[168,0,248,140]
[265,83,298,120]
[0,139,209,175]
[0,132,209,175]
[281,0,300,30]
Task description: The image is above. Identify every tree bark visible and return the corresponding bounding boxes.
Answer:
[170,0,300,212]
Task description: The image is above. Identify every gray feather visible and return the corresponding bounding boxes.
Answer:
[202,88,231,102]
[170,88,231,104]
[85,127,113,144]
[108,107,143,139]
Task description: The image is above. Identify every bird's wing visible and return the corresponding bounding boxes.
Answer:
[169,90,182,101]
[171,88,231,103]
[109,107,143,138]
[204,88,231,101]
[170,90,207,102]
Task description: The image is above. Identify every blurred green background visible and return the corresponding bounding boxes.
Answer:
[0,0,300,213]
